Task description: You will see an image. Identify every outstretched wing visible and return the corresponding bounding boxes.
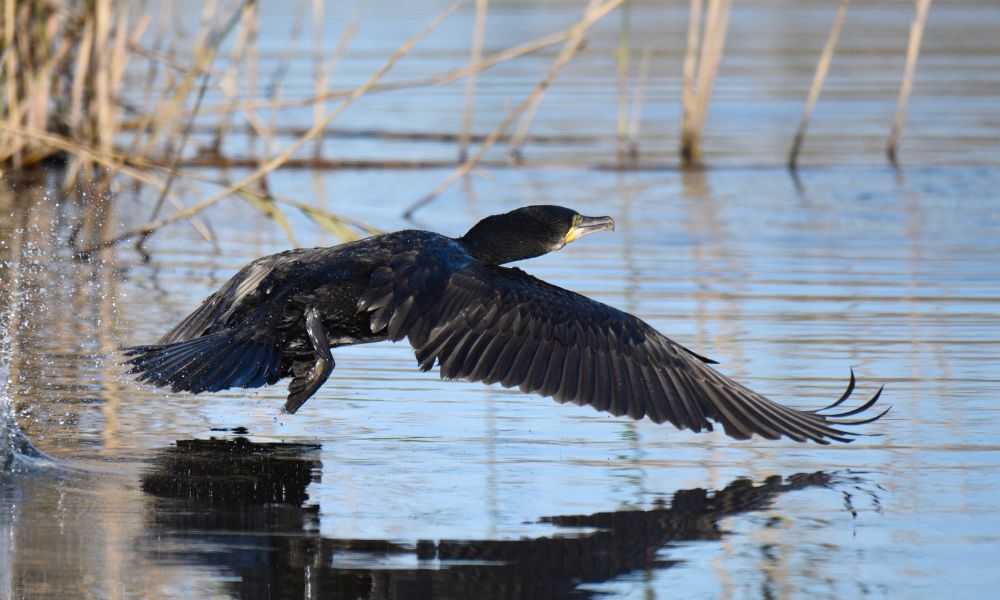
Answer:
[358,240,886,444]
[157,248,321,344]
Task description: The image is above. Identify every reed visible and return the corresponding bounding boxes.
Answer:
[310,3,361,160]
[679,0,731,167]
[887,0,933,164]
[626,48,653,161]
[76,0,461,255]
[788,0,850,170]
[459,0,488,162]
[0,0,134,173]
[0,0,608,178]
[0,0,938,254]
[407,0,627,218]
[506,0,607,162]
[616,1,632,162]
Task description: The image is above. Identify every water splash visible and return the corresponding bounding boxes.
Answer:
[1,254,50,472]
[0,364,48,472]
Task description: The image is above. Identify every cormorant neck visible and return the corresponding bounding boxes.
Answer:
[458,218,549,265]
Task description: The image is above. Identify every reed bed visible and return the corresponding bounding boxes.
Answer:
[0,0,938,246]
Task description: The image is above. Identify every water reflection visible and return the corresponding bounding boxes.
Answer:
[4,165,999,596]
[142,438,322,598]
[140,437,840,599]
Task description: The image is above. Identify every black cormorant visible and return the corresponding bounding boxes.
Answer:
[124,205,886,443]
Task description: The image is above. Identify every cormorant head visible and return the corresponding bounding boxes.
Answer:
[459,205,615,265]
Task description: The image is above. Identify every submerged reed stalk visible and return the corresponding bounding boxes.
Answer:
[311,0,326,159]
[887,0,933,164]
[680,0,731,167]
[459,0,489,162]
[77,0,461,254]
[788,0,850,170]
[626,48,653,161]
[408,0,626,218]
[506,0,608,162]
[616,0,631,162]
[308,2,360,160]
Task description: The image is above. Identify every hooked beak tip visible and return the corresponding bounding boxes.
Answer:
[565,215,615,244]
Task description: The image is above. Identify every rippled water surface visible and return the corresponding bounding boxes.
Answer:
[3,165,999,598]
[3,0,1000,597]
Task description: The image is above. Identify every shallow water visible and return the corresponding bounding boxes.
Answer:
[3,165,1000,598]
[139,0,1000,168]
[4,0,1000,597]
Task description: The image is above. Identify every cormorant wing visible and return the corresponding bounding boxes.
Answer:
[359,239,885,444]
[158,248,321,344]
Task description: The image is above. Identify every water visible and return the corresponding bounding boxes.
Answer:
[4,0,1000,597]
[124,0,1000,168]
[2,165,999,598]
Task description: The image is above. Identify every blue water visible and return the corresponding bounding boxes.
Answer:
[4,0,1000,595]
[2,165,999,598]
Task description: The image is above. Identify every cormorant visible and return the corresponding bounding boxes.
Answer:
[124,205,886,443]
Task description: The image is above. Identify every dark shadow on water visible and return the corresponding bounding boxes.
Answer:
[141,437,841,599]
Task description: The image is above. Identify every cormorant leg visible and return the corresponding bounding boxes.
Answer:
[285,307,334,413]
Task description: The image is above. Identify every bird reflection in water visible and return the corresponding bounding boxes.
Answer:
[140,437,853,599]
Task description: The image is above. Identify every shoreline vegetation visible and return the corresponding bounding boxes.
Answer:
[1,0,932,254]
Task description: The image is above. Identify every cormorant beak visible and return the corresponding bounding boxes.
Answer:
[564,214,615,244]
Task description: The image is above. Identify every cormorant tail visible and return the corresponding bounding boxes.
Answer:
[122,329,282,394]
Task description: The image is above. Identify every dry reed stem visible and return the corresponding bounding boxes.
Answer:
[406,0,625,218]
[145,73,213,225]
[626,48,653,160]
[245,1,260,160]
[312,7,361,160]
[94,0,138,193]
[134,0,250,162]
[94,0,112,155]
[311,0,326,159]
[213,1,257,154]
[238,189,299,246]
[65,13,97,184]
[273,194,383,240]
[260,6,311,167]
[788,0,850,169]
[5,123,171,197]
[459,0,488,162]
[119,21,566,143]
[0,122,215,243]
[680,0,702,153]
[888,0,932,164]
[616,0,631,160]
[76,0,462,255]
[680,0,730,166]
[507,0,602,160]
[3,0,21,165]
[180,26,579,119]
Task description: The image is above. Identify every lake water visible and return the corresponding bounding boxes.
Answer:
[3,1,1000,598]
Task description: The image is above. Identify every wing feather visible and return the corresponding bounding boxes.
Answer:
[157,248,320,344]
[359,240,887,444]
